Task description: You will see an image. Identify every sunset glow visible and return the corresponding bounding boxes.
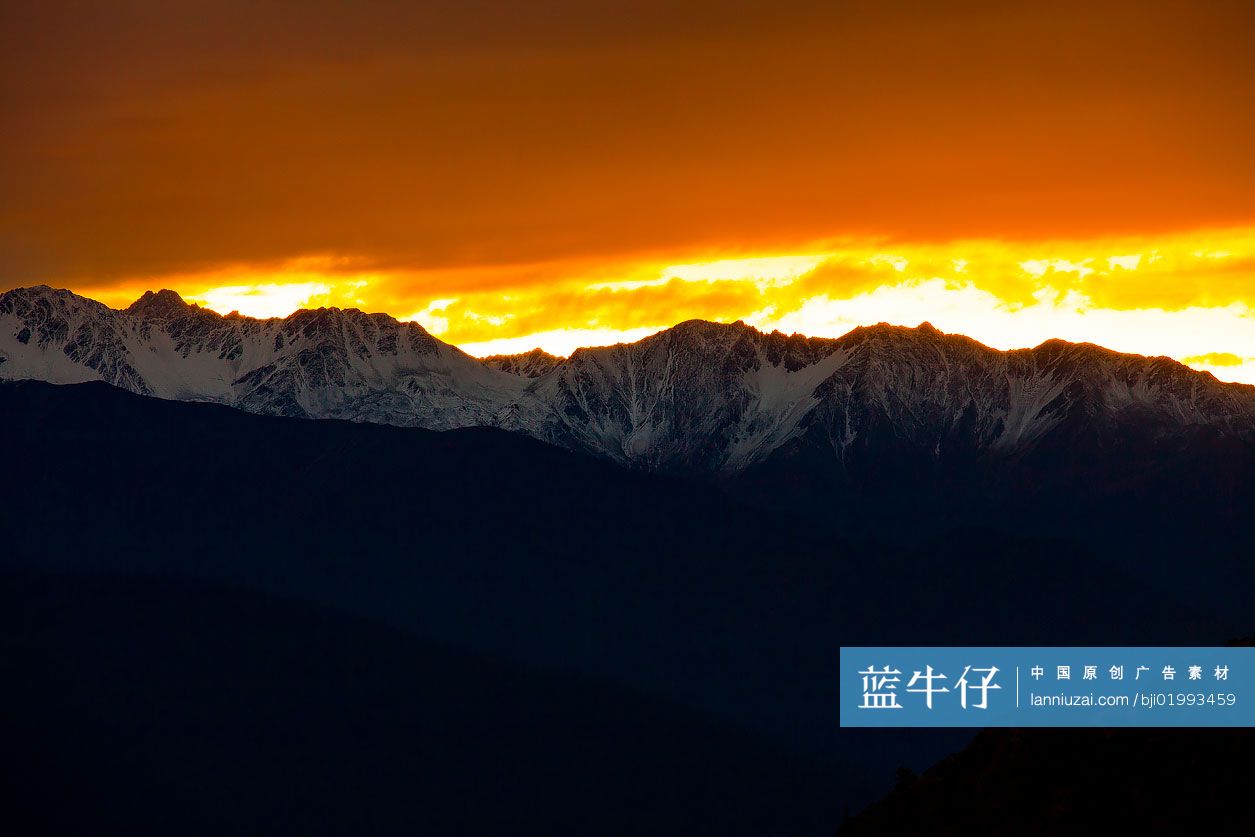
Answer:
[4,1,1253,384]
[6,4,1255,829]
[76,227,1255,385]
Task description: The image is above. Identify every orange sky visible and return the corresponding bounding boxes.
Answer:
[2,1,1253,381]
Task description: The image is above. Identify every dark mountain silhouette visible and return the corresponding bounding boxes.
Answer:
[0,571,844,836]
[0,379,1246,833]
[5,285,1254,619]
[839,726,1254,835]
[5,286,1253,479]
[841,638,1255,834]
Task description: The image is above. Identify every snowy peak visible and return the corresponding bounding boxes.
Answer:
[484,348,563,378]
[0,286,522,428]
[514,320,991,471]
[514,317,1255,473]
[2,286,1253,475]
[126,289,201,319]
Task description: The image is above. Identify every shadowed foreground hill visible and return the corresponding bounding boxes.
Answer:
[0,572,841,836]
[6,286,1255,623]
[0,380,1242,833]
[842,640,1255,835]
[839,727,1255,835]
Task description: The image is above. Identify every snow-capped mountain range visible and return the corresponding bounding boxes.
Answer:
[3,284,1254,474]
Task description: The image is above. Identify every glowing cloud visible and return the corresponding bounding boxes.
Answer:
[189,283,334,319]
[661,255,831,286]
[67,226,1255,388]
[461,326,671,359]
[1183,352,1245,367]
[406,298,459,335]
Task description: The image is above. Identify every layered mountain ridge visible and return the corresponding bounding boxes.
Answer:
[3,284,1254,475]
[0,285,521,431]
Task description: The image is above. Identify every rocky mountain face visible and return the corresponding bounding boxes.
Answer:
[483,347,563,378]
[4,285,1255,477]
[0,286,523,430]
[503,318,1255,475]
[5,288,1251,835]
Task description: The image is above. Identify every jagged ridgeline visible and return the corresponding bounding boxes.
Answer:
[3,286,1255,833]
[4,285,1254,476]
